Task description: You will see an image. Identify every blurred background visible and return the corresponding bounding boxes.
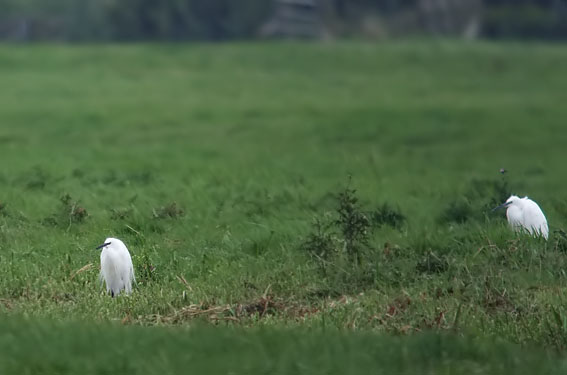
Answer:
[0,0,566,42]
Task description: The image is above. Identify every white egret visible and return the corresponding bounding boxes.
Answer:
[493,195,549,240]
[96,237,135,297]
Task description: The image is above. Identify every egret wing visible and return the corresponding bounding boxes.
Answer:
[521,199,549,239]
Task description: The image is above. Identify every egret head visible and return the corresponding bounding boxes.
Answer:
[492,195,520,211]
[96,237,119,250]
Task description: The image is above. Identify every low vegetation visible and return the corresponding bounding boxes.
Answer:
[0,41,566,371]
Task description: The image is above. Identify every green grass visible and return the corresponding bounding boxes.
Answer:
[2,318,567,375]
[1,41,567,371]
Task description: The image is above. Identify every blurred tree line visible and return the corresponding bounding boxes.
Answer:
[0,0,565,41]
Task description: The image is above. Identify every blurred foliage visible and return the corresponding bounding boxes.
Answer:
[0,0,272,41]
[0,0,565,41]
[483,2,567,39]
[104,0,272,41]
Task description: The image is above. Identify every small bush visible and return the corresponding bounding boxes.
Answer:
[467,176,510,209]
[553,229,567,253]
[482,282,516,314]
[441,175,512,224]
[545,307,567,351]
[60,194,89,222]
[416,252,449,274]
[335,184,371,263]
[22,167,50,190]
[301,179,404,287]
[247,231,275,257]
[152,202,184,219]
[301,218,337,262]
[110,208,132,220]
[41,193,88,227]
[133,250,158,284]
[60,193,88,223]
[440,199,474,224]
[371,203,406,230]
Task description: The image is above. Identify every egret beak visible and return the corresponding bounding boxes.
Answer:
[96,242,111,250]
[491,202,509,212]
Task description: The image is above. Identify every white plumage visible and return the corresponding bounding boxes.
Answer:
[97,237,135,297]
[495,195,549,240]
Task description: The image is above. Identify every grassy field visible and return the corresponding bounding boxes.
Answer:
[1,41,567,371]
[2,319,567,375]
